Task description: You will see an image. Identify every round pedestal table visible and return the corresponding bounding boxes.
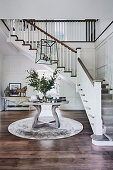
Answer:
[23,101,69,128]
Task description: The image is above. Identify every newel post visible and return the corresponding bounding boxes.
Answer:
[94,81,103,136]
[76,48,81,59]
[76,48,81,92]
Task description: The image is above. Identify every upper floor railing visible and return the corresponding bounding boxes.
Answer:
[32,19,96,42]
[4,19,96,42]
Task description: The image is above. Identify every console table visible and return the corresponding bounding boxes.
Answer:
[23,101,69,128]
[2,97,30,111]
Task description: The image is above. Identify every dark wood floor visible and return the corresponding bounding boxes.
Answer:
[0,110,113,170]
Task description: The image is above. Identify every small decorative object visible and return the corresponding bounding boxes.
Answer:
[4,86,10,97]
[26,69,58,102]
[29,95,38,102]
[9,83,21,97]
[47,95,53,102]
[36,95,40,101]
[16,86,27,97]
[59,97,66,101]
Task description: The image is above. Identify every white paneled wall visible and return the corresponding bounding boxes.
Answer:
[95,19,113,39]
[95,21,113,88]
[64,42,96,77]
[1,55,46,98]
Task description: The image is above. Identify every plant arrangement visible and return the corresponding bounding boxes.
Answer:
[4,86,10,97]
[26,69,58,100]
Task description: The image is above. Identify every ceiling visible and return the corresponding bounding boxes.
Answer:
[0,0,113,19]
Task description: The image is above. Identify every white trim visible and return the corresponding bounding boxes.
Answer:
[95,23,113,48]
[92,139,113,146]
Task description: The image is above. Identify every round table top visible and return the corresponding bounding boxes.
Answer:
[22,101,69,106]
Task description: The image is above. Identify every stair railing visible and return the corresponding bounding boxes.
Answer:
[77,51,103,136]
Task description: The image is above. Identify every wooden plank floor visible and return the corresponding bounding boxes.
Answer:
[0,110,113,170]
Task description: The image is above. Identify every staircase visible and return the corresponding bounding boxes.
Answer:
[1,19,113,146]
[102,82,113,141]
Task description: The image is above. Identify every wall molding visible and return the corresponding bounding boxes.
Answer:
[95,21,113,42]
[95,26,113,48]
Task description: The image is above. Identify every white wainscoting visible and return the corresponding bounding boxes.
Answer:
[95,23,113,88]
[95,19,113,39]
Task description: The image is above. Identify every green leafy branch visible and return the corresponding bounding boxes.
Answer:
[26,69,58,95]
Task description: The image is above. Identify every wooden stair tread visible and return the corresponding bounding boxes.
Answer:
[22,44,31,46]
[29,48,37,50]
[15,39,24,42]
[71,75,76,77]
[64,71,72,73]
[11,35,18,39]
[57,67,65,68]
[22,44,32,49]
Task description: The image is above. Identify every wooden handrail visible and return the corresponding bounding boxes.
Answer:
[78,58,102,85]
[24,20,77,54]
[78,58,94,85]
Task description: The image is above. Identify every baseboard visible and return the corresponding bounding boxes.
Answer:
[92,139,113,146]
[91,134,113,146]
